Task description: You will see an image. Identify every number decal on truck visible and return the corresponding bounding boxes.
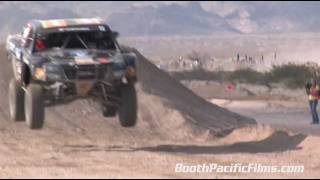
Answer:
[75,57,96,65]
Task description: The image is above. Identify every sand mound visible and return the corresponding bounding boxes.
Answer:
[0,45,255,141]
[132,48,256,135]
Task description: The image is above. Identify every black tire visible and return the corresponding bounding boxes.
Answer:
[25,84,45,129]
[118,84,137,127]
[9,79,25,122]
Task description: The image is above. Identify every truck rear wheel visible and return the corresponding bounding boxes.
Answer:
[25,84,44,129]
[118,84,137,127]
[9,79,25,122]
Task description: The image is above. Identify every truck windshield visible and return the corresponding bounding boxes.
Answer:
[35,31,117,51]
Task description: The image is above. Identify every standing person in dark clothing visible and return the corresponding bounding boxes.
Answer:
[305,79,320,124]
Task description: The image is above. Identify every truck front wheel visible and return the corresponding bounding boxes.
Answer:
[25,84,45,129]
[9,79,25,122]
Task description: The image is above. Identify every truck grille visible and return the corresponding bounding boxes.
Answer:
[77,65,96,80]
[62,64,111,80]
[64,68,77,80]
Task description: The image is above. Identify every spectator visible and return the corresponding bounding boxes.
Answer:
[305,79,320,125]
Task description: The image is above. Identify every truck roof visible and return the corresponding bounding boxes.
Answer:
[37,18,102,28]
[30,18,111,33]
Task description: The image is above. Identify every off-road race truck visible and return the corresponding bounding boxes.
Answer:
[6,18,138,129]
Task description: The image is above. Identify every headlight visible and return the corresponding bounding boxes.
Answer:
[34,67,45,80]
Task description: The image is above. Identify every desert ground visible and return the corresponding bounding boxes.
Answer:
[0,44,320,179]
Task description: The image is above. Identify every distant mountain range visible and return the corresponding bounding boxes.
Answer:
[1,1,320,38]
[106,2,239,36]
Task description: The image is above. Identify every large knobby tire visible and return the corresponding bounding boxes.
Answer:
[102,106,117,117]
[9,79,25,122]
[118,84,137,127]
[25,84,45,129]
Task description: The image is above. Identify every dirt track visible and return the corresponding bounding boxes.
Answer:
[0,46,319,178]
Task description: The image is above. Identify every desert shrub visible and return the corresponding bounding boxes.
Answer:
[170,63,320,89]
[267,63,318,88]
[170,68,227,82]
[227,68,266,85]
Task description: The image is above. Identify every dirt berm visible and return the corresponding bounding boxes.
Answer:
[132,47,256,136]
